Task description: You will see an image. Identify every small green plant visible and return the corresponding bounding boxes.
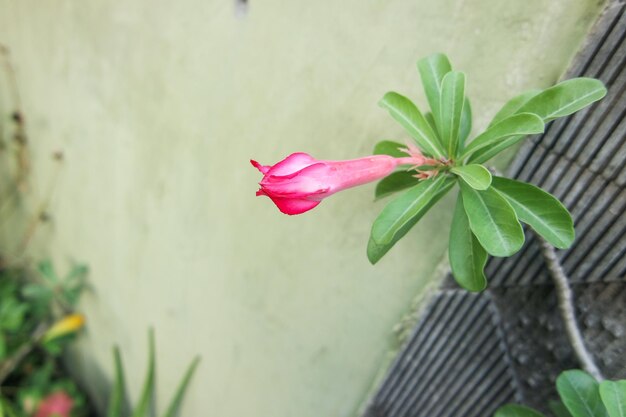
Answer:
[368,53,606,291]
[106,330,200,417]
[0,261,89,417]
[495,369,626,417]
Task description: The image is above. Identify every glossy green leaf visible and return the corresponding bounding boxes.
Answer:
[491,176,574,249]
[519,78,607,123]
[459,182,524,257]
[371,175,447,245]
[550,401,574,417]
[373,140,408,158]
[451,164,492,190]
[494,404,546,417]
[439,71,466,157]
[449,194,487,291]
[131,330,156,417]
[599,380,626,417]
[418,53,452,135]
[107,347,127,417]
[163,356,201,417]
[459,98,472,150]
[375,171,420,200]
[379,92,444,158]
[462,113,544,162]
[557,370,608,417]
[489,90,541,127]
[368,177,455,264]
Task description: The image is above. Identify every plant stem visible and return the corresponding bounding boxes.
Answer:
[536,235,604,381]
[0,323,48,385]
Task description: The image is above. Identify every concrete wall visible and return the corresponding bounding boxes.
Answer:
[0,1,604,416]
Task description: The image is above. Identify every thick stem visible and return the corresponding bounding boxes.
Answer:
[537,235,604,381]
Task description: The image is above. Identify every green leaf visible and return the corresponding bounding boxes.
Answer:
[379,92,444,158]
[375,171,420,200]
[494,404,546,417]
[371,175,448,245]
[21,284,53,304]
[557,370,608,417]
[462,113,544,162]
[37,260,58,283]
[459,182,524,257]
[0,299,27,331]
[599,380,626,417]
[491,177,574,249]
[459,98,472,149]
[368,177,455,264]
[131,330,156,417]
[107,346,127,417]
[417,53,452,135]
[439,71,466,157]
[373,140,408,158]
[162,356,201,417]
[550,400,574,417]
[451,164,492,190]
[425,112,438,133]
[449,194,488,291]
[0,399,19,417]
[470,78,606,164]
[489,90,541,127]
[519,78,607,123]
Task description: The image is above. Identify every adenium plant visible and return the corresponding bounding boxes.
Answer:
[252,53,606,291]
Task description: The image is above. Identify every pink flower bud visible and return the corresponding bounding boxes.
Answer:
[251,152,429,215]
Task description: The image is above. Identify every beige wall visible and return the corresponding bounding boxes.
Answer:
[0,1,604,416]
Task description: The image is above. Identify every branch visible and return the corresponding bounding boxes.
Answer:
[537,235,604,381]
[0,323,48,385]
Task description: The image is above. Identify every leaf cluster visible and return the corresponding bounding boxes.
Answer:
[107,329,200,417]
[369,53,606,291]
[495,370,626,417]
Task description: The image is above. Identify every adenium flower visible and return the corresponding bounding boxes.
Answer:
[251,147,438,215]
[35,391,74,417]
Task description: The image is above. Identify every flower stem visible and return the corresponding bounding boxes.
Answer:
[536,235,604,381]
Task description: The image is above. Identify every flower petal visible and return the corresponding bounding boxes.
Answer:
[250,159,271,174]
[261,163,330,197]
[266,152,317,176]
[266,195,321,215]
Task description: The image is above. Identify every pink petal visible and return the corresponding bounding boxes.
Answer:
[261,163,330,197]
[250,159,270,174]
[266,195,321,215]
[266,153,317,176]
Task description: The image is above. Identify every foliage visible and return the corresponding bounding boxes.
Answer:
[0,261,89,417]
[106,329,200,417]
[369,53,606,291]
[494,370,626,417]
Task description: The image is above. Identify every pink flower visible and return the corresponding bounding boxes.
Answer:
[35,391,74,417]
[251,151,435,215]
